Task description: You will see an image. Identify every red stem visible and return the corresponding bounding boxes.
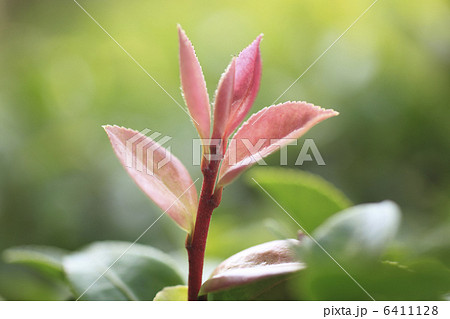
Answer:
[186,157,222,301]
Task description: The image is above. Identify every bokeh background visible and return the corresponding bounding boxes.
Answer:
[0,0,449,300]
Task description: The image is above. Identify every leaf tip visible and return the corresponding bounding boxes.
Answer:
[102,124,115,133]
[102,124,117,137]
[327,109,340,117]
[177,24,186,38]
[257,33,264,42]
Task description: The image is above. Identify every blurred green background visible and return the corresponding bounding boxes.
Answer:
[0,0,449,300]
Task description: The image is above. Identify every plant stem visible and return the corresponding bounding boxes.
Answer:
[186,157,222,301]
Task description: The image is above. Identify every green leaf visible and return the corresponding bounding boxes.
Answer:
[366,260,450,300]
[248,168,351,233]
[153,285,188,301]
[2,245,68,280]
[303,201,401,262]
[63,241,184,301]
[291,201,404,300]
[296,259,450,301]
[200,239,305,300]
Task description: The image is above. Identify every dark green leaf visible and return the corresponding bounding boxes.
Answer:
[296,259,450,301]
[153,285,188,301]
[63,241,184,301]
[3,245,68,280]
[291,201,410,300]
[248,168,351,233]
[367,260,450,300]
[303,201,401,262]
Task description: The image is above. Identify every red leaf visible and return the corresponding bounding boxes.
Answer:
[223,35,263,140]
[178,25,211,140]
[218,102,339,186]
[200,239,304,295]
[104,125,198,233]
[212,58,236,152]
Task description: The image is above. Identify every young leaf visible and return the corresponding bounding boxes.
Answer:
[178,25,211,140]
[153,285,188,301]
[3,245,68,280]
[104,125,197,233]
[223,35,263,140]
[200,239,304,297]
[248,168,351,233]
[218,102,338,186]
[212,58,236,147]
[63,241,184,301]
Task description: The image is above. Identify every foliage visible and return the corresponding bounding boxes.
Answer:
[248,167,352,233]
[3,170,448,300]
[4,241,184,301]
[3,246,67,280]
[154,285,188,301]
[0,0,449,300]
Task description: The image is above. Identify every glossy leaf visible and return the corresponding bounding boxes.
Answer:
[218,102,338,186]
[200,239,304,297]
[153,285,188,301]
[104,125,197,233]
[248,168,351,233]
[303,201,401,262]
[290,202,404,300]
[223,35,263,139]
[63,241,184,301]
[3,245,68,280]
[178,25,211,140]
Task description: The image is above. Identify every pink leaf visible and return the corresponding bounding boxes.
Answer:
[218,102,339,186]
[223,35,263,140]
[212,58,236,152]
[178,25,211,140]
[200,239,304,295]
[104,125,198,233]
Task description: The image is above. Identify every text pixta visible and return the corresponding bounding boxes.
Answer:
[324,306,368,318]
